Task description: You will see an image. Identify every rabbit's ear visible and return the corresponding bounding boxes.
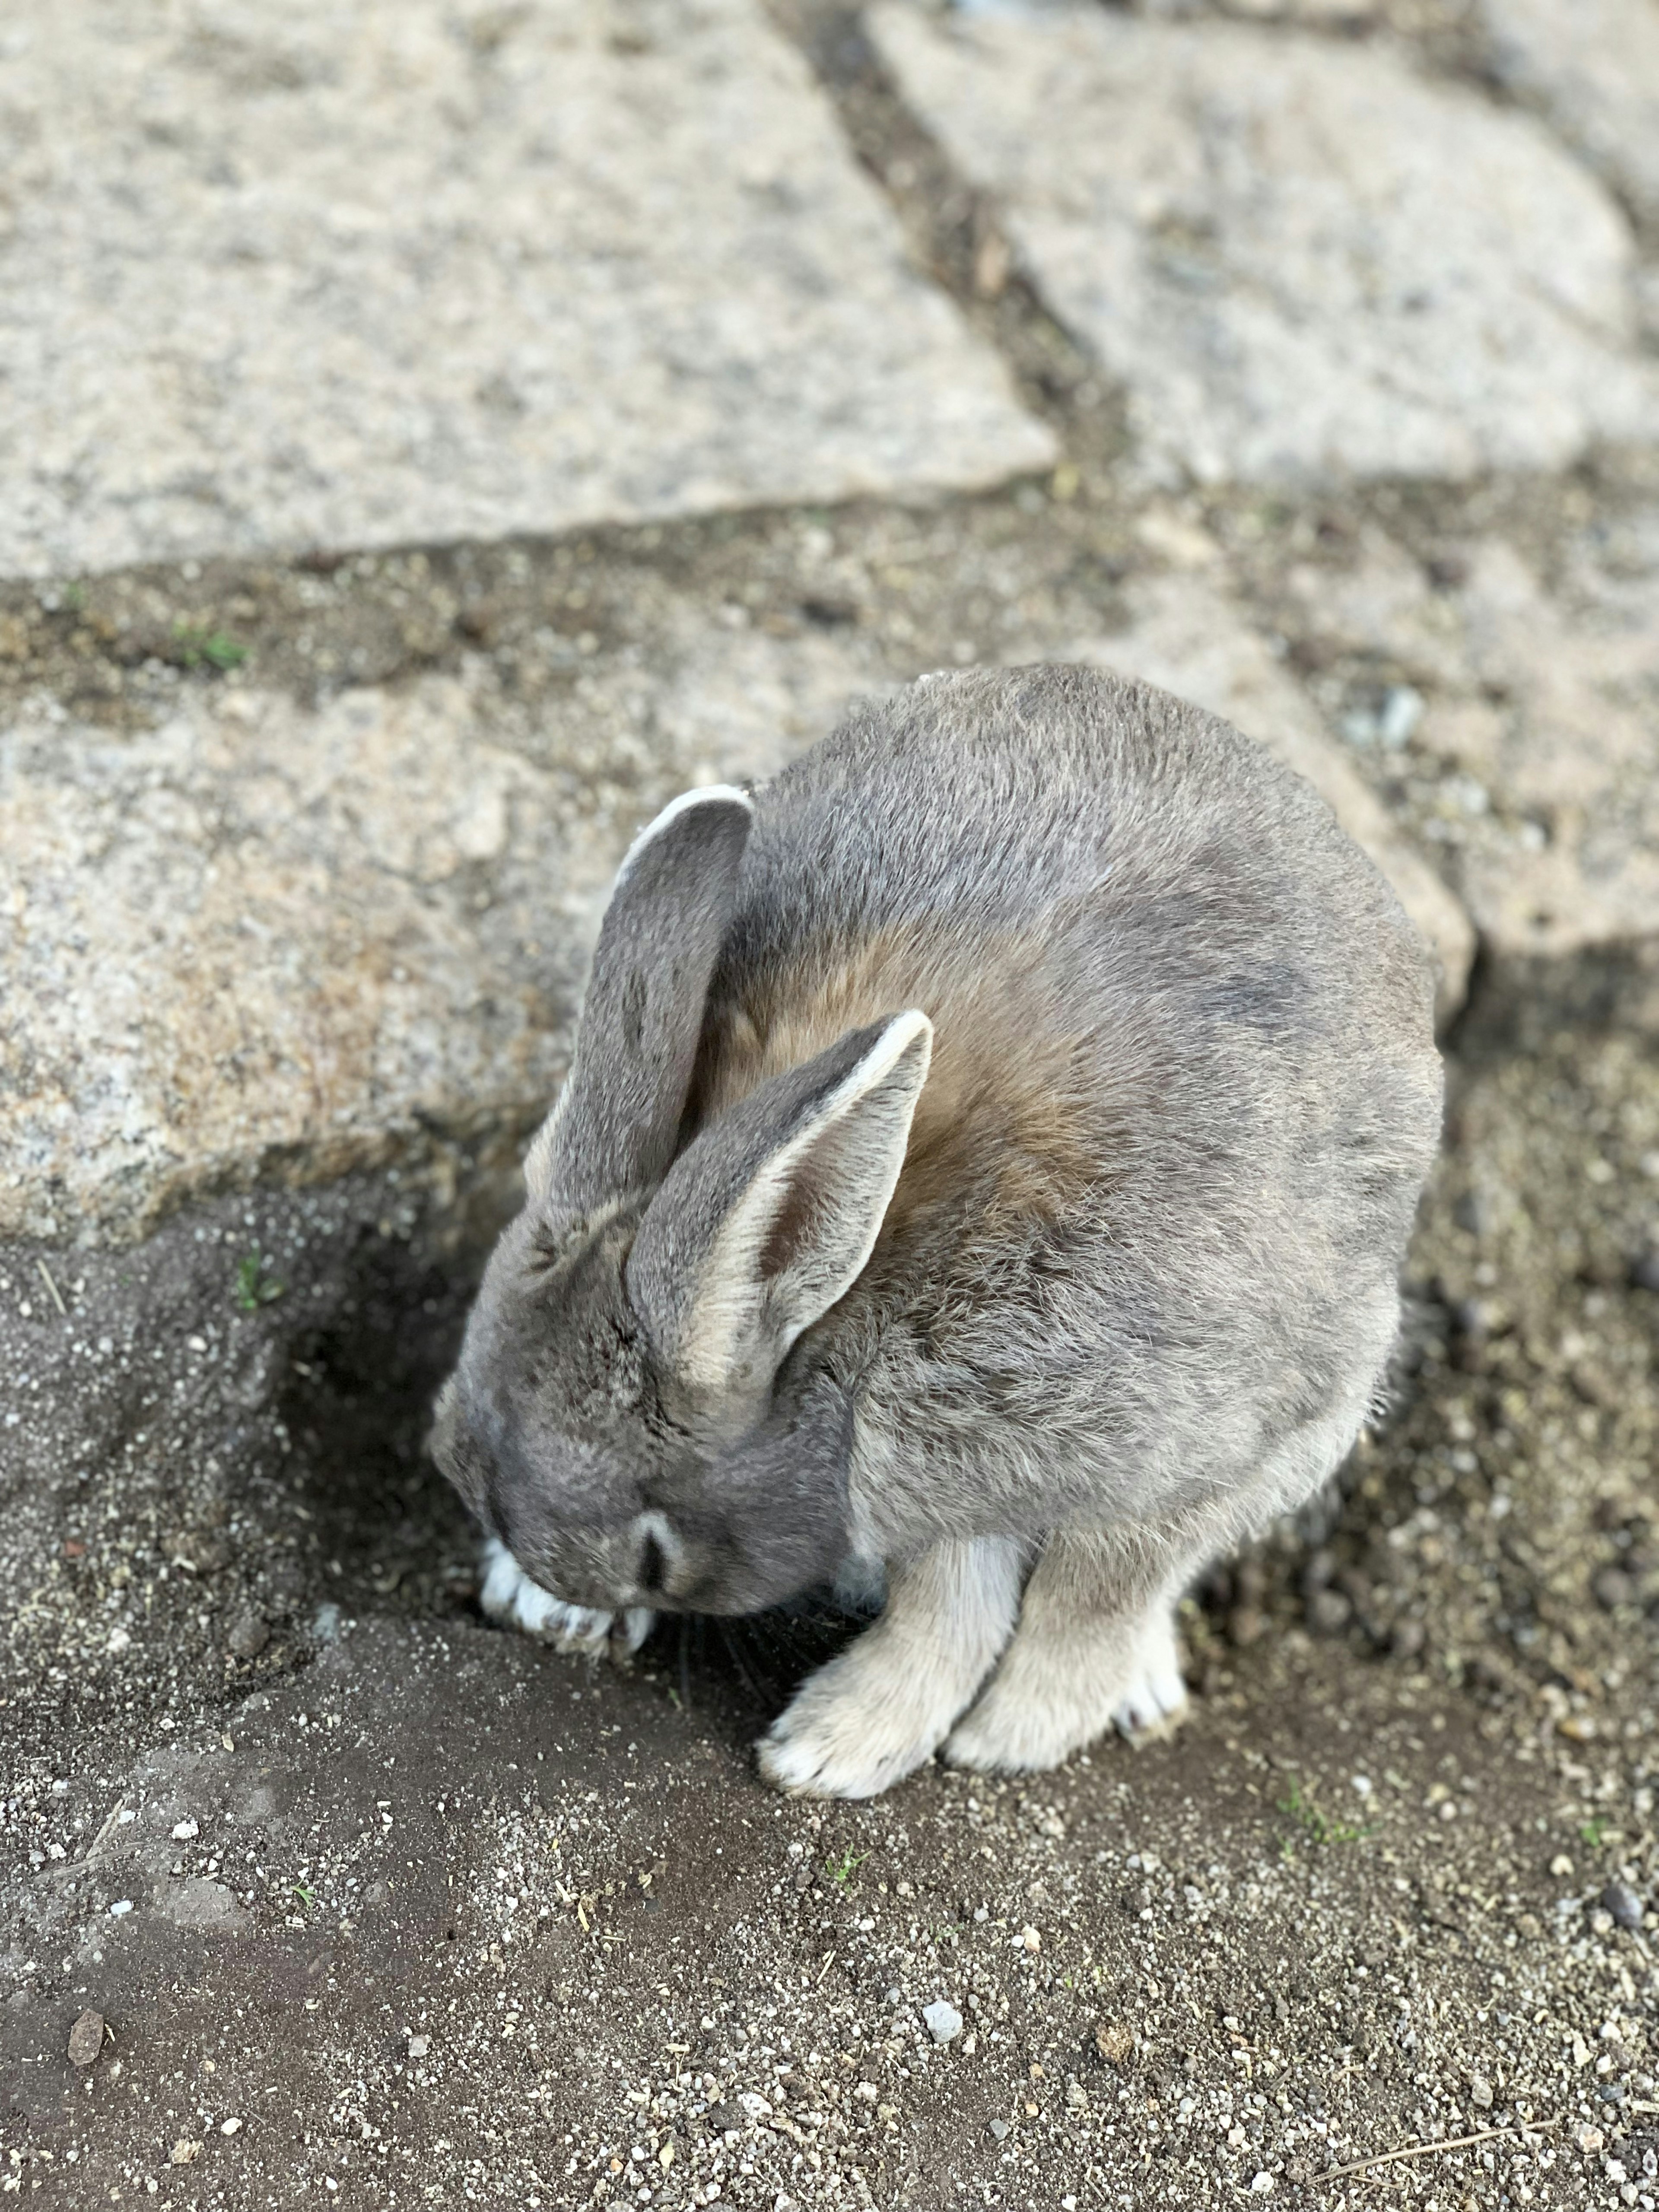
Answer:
[524,788,754,1211]
[629,1011,932,1399]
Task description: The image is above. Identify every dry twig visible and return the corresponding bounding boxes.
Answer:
[1319,2117,1559,2182]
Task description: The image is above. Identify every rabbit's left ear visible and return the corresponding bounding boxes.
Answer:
[628,1011,932,1400]
[524,786,753,1212]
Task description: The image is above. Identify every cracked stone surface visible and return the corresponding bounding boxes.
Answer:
[0,0,1052,579]
[871,2,1658,486]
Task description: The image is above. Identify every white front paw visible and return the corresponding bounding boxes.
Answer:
[757,1644,954,1801]
[479,1538,652,1657]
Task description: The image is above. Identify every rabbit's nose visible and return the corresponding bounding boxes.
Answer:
[629,1510,688,1599]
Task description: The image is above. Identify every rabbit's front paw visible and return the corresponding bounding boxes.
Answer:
[945,1601,1187,1775]
[478,1538,652,1658]
[757,1646,956,1800]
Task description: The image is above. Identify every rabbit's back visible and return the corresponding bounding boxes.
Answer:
[692,664,1437,1248]
[685,665,1439,1540]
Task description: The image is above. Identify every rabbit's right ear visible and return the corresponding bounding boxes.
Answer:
[628,1011,933,1403]
[524,788,754,1213]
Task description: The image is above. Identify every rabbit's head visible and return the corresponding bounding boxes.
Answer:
[432,788,931,1618]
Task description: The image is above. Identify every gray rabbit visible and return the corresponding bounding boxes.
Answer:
[433,666,1441,1798]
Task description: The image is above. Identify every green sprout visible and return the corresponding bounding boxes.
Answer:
[234,1251,284,1313]
[172,620,248,672]
[826,1848,870,1887]
[1580,1818,1608,1849]
[1278,1779,1371,1851]
[292,1884,318,1910]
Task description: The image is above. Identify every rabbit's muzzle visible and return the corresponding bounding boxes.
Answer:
[500,1496,838,1621]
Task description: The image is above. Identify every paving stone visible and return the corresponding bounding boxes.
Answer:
[1283,523,1659,959]
[0,0,1052,580]
[1480,0,1659,226]
[1067,572,1476,1014]
[0,626,882,1243]
[4,547,1477,1244]
[871,3,1657,486]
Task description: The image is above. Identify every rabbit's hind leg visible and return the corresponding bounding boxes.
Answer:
[757,1536,1025,1799]
[942,1530,1191,1777]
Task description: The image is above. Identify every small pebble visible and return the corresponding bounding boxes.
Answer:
[1306,1588,1352,1635]
[988,2117,1010,2141]
[922,1999,963,2045]
[1469,2074,1494,2108]
[67,2009,105,2067]
[1602,1881,1645,1931]
[220,2116,242,2136]
[1593,1568,1636,1611]
[171,1818,198,1841]
[226,1608,270,1660]
[407,2034,430,2059]
[1093,2021,1134,2066]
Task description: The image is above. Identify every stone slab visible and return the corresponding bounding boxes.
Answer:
[1066,574,1476,1017]
[0,0,1053,580]
[871,3,1657,486]
[0,626,883,1243]
[1480,0,1659,226]
[3,544,1476,1246]
[1283,521,1659,958]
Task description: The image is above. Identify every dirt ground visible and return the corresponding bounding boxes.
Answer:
[4,918,1658,2210]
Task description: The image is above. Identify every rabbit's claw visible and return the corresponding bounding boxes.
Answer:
[478,1538,653,1659]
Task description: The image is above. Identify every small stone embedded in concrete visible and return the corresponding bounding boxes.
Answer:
[67,2009,105,2066]
[871,3,1656,487]
[1602,1881,1645,1931]
[922,1999,963,2044]
[0,0,1050,580]
[1480,0,1659,226]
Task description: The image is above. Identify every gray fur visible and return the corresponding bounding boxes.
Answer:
[432,667,1442,1796]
